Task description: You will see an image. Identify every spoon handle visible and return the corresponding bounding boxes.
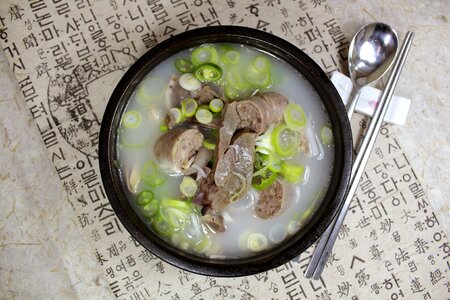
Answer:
[346,87,361,120]
[304,31,415,280]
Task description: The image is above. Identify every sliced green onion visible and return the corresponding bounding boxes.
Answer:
[245,55,271,88]
[119,128,148,148]
[195,63,222,83]
[253,147,281,175]
[136,77,165,105]
[159,199,192,228]
[284,103,307,131]
[137,190,154,206]
[140,199,160,219]
[191,44,219,66]
[182,98,198,117]
[247,233,268,252]
[122,111,142,129]
[280,161,305,184]
[195,108,213,124]
[159,124,168,132]
[180,176,198,197]
[152,216,172,236]
[252,173,277,191]
[202,139,216,150]
[161,198,192,210]
[301,207,313,222]
[141,160,166,187]
[179,73,201,91]
[221,50,240,65]
[168,107,183,124]
[171,233,191,250]
[175,58,195,73]
[160,206,190,228]
[320,126,333,145]
[209,98,223,113]
[287,220,301,235]
[271,124,299,159]
[226,66,252,91]
[224,85,239,100]
[268,156,282,173]
[194,237,212,254]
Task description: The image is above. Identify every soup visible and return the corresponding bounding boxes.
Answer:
[116,43,334,258]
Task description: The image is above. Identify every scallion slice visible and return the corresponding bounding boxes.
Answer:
[195,63,222,83]
[221,50,240,65]
[245,55,271,88]
[168,107,183,124]
[137,190,154,206]
[247,233,268,252]
[202,139,216,150]
[320,126,333,145]
[159,199,192,228]
[195,108,213,124]
[179,73,201,91]
[271,124,299,159]
[287,220,301,235]
[122,111,142,129]
[183,98,198,117]
[141,160,166,187]
[175,58,195,73]
[280,161,305,184]
[284,103,307,131]
[209,98,223,113]
[136,77,165,105]
[140,199,160,219]
[252,173,277,191]
[191,44,219,66]
[180,176,198,197]
[152,216,172,236]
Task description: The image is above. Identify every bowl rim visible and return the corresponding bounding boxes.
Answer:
[99,25,352,277]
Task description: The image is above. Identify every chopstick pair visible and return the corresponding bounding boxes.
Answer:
[304,31,415,280]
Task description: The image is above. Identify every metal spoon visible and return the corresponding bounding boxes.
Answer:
[346,22,399,120]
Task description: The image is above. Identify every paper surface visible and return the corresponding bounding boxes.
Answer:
[0,1,448,299]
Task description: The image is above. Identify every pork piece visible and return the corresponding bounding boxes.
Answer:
[182,147,213,177]
[214,131,256,189]
[195,85,221,105]
[255,179,285,219]
[215,102,240,177]
[153,128,204,173]
[196,131,256,213]
[165,75,192,109]
[236,92,289,134]
[214,92,288,176]
[201,213,225,232]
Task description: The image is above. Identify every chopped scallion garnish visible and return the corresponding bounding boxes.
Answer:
[122,111,142,129]
[175,58,195,73]
[320,126,333,145]
[180,176,198,197]
[271,124,299,159]
[179,73,202,91]
[195,108,213,124]
[284,103,307,131]
[195,63,222,83]
[247,233,268,252]
[209,98,223,113]
[191,44,219,66]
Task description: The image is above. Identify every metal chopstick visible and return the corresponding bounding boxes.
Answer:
[304,31,415,280]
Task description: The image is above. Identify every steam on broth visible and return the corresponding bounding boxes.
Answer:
[117,43,334,258]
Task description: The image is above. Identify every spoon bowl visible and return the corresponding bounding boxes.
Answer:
[346,22,399,119]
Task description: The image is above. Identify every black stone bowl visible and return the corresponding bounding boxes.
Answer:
[99,26,352,277]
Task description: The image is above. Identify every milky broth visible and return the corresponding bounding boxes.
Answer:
[117,43,334,258]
